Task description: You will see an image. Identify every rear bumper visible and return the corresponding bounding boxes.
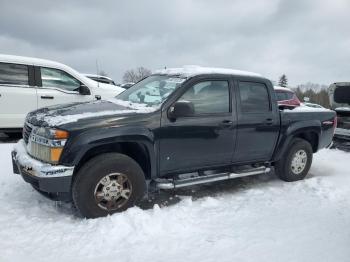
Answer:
[12,140,74,201]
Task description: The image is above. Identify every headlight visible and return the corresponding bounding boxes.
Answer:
[28,127,69,164]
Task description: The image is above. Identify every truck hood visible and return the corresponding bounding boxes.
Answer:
[93,82,125,96]
[26,99,157,128]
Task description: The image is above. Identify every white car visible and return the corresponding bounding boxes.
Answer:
[0,54,125,133]
[302,102,325,109]
[83,74,117,86]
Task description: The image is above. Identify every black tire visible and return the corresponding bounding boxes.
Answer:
[275,138,313,182]
[72,153,146,218]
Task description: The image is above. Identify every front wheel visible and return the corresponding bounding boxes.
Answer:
[72,153,146,218]
[275,138,313,182]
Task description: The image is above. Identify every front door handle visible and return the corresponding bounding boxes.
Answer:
[41,95,54,99]
[263,118,273,125]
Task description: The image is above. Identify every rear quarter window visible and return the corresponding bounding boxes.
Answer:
[276,91,287,101]
[275,91,294,101]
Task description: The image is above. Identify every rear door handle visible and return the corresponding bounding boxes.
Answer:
[220,120,233,128]
[41,95,54,99]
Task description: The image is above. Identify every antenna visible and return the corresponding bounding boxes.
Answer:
[95,59,100,87]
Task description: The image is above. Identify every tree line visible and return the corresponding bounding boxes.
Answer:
[294,85,330,108]
[102,69,332,109]
[277,74,330,108]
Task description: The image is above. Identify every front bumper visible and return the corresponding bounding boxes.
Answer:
[12,140,74,201]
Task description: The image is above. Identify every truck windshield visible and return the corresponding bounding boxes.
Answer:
[116,75,186,107]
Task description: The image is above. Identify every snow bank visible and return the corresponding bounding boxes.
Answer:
[0,144,349,262]
[288,104,334,113]
[155,65,261,78]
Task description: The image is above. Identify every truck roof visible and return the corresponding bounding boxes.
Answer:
[0,54,99,86]
[274,86,294,92]
[154,65,262,78]
[0,54,72,70]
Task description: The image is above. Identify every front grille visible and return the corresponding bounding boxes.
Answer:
[29,142,51,163]
[23,122,33,144]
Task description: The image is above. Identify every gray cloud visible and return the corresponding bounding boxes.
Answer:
[0,0,350,85]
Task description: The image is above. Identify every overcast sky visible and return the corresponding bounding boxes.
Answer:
[0,0,349,86]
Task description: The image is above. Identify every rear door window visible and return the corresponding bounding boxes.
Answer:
[0,63,29,86]
[238,82,270,113]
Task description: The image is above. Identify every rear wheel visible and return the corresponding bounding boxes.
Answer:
[275,138,313,182]
[72,153,146,218]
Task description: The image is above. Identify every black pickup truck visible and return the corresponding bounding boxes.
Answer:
[12,67,336,218]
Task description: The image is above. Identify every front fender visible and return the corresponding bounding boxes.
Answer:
[60,126,157,177]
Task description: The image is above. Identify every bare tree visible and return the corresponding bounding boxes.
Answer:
[123,67,152,83]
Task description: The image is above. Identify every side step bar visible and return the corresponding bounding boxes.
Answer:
[156,167,270,190]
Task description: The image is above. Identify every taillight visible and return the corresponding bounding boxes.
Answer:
[334,116,338,128]
[322,117,337,135]
[333,116,337,136]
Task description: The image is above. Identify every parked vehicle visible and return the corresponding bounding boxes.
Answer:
[83,74,117,86]
[302,102,324,109]
[12,66,336,218]
[329,82,350,150]
[274,86,301,107]
[121,82,135,89]
[0,55,125,134]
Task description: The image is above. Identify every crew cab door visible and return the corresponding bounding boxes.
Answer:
[36,67,93,109]
[0,62,37,129]
[232,79,280,163]
[159,78,236,174]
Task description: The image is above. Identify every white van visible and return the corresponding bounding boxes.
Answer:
[328,82,350,150]
[0,55,124,133]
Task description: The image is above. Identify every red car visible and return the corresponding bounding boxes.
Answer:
[274,86,301,107]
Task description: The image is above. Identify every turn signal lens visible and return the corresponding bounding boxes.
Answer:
[54,130,69,139]
[50,148,63,163]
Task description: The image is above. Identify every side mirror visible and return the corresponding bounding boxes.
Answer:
[79,84,91,95]
[168,101,195,120]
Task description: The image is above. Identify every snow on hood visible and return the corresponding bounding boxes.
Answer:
[335,107,350,111]
[28,99,157,127]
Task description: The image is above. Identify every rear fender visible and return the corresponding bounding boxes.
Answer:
[272,120,321,162]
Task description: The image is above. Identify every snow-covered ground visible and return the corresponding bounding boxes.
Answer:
[0,143,349,262]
